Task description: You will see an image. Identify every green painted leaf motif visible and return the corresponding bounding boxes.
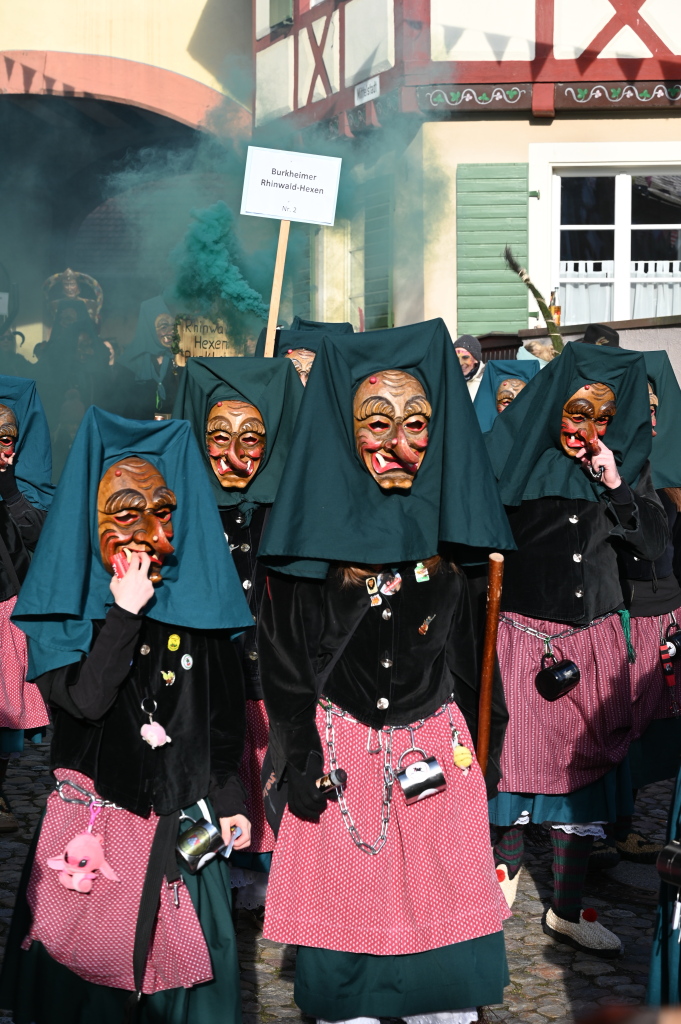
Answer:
[433,92,446,104]
[506,88,519,100]
[449,91,462,104]
[670,86,681,99]
[577,88,588,100]
[479,92,490,103]
[610,87,622,98]
[640,89,651,99]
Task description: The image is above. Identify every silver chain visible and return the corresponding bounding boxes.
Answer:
[500,611,615,656]
[324,701,454,856]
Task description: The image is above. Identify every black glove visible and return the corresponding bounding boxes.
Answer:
[286,751,329,823]
[0,462,20,503]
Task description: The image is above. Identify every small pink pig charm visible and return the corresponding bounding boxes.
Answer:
[140,721,172,748]
[47,832,120,893]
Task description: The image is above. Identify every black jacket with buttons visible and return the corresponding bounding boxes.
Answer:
[220,505,268,700]
[501,462,668,625]
[258,561,509,797]
[36,606,247,818]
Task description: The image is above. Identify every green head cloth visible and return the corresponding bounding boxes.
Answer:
[121,296,173,385]
[485,342,652,505]
[255,318,353,357]
[641,350,681,490]
[258,318,516,578]
[12,407,253,678]
[0,375,54,511]
[473,359,540,433]
[172,356,304,517]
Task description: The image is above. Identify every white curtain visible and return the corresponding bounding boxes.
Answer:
[631,282,681,317]
[559,282,613,325]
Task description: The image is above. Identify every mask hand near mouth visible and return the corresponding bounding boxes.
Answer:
[0,405,17,472]
[560,382,620,488]
[205,401,266,490]
[98,457,176,588]
[495,378,526,413]
[354,370,431,491]
[283,348,315,386]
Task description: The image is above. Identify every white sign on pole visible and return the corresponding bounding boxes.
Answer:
[240,146,342,227]
[355,75,380,106]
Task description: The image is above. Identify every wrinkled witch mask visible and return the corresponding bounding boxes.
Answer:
[97,457,176,584]
[560,382,617,458]
[354,370,431,491]
[496,378,526,413]
[205,401,266,490]
[155,314,174,349]
[0,405,17,460]
[283,348,315,385]
[648,381,658,437]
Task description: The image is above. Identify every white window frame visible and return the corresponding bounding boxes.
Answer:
[528,142,681,326]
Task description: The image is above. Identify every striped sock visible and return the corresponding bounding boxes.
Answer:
[494,825,524,879]
[550,831,593,923]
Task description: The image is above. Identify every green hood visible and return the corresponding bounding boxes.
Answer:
[258,318,516,577]
[13,408,253,677]
[640,350,681,490]
[172,356,304,516]
[485,342,652,505]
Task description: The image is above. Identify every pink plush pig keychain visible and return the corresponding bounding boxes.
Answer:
[47,802,119,894]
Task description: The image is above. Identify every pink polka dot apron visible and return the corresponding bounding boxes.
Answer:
[0,595,48,729]
[239,699,275,853]
[263,701,509,955]
[22,770,213,993]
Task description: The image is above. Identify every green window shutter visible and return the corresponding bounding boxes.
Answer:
[456,163,529,336]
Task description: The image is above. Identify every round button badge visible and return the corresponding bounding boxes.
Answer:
[181,654,193,670]
[168,634,181,652]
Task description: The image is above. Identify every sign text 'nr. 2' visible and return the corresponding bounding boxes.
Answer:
[240,146,342,227]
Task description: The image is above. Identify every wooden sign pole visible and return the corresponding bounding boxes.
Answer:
[264,219,291,358]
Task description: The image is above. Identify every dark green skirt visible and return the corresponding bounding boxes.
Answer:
[488,760,635,827]
[294,930,509,1020]
[0,807,242,1024]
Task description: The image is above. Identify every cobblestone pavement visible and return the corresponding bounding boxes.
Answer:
[0,737,672,1024]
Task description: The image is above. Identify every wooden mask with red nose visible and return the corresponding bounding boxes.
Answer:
[97,457,176,583]
[353,370,431,491]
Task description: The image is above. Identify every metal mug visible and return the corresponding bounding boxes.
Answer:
[535,653,581,702]
[666,628,681,661]
[395,746,446,805]
[176,816,225,874]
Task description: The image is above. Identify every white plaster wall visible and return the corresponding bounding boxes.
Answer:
[431,0,536,63]
[344,0,394,87]
[255,36,294,125]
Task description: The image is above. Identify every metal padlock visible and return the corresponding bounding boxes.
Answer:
[395,745,446,805]
[666,627,681,660]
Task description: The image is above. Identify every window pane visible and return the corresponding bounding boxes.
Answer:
[561,177,615,225]
[631,229,681,261]
[632,175,681,225]
[560,229,614,261]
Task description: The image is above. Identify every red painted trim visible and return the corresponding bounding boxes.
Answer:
[532,82,555,117]
[0,50,227,130]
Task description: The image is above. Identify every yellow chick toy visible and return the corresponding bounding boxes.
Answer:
[453,745,473,770]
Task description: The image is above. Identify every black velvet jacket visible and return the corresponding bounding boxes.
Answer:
[220,504,268,700]
[0,491,46,602]
[36,605,247,818]
[619,489,681,617]
[258,562,508,796]
[501,464,668,625]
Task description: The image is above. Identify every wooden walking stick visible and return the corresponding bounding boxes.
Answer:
[477,552,505,776]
